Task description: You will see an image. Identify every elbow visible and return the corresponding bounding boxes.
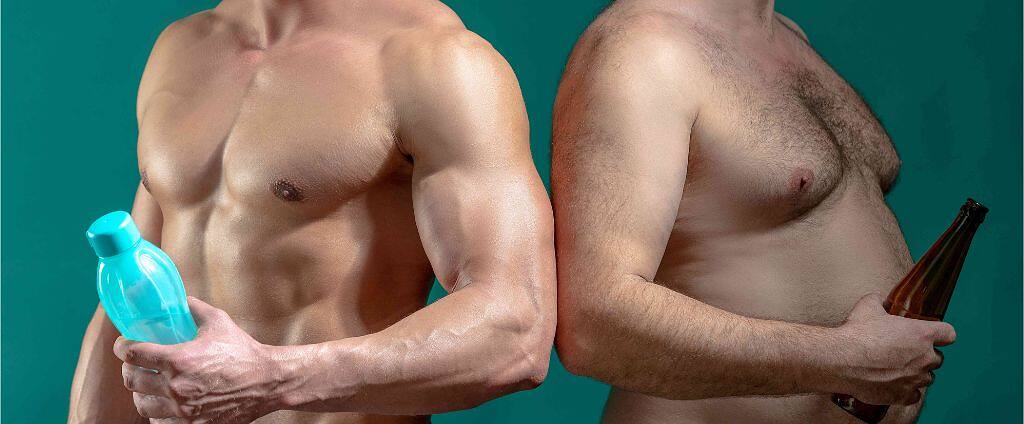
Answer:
[503,344,550,391]
[554,291,603,378]
[557,311,598,376]
[554,269,637,378]
[555,324,598,379]
[458,347,547,412]
[484,311,553,395]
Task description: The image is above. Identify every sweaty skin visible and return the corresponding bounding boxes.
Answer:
[67,1,555,423]
[552,1,955,423]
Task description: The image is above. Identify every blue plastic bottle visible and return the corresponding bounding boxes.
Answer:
[87,211,198,344]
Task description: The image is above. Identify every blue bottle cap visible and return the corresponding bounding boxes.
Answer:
[87,211,142,258]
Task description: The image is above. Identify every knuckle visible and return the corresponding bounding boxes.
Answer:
[169,377,203,399]
[172,405,191,418]
[133,394,151,417]
[179,404,200,417]
[213,309,230,322]
[168,379,189,398]
[123,370,137,391]
[911,323,932,339]
[169,351,193,372]
[124,346,140,363]
[898,383,923,404]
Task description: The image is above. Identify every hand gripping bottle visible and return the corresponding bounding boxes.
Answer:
[87,211,198,344]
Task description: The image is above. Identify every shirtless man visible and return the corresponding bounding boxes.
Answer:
[68,1,555,423]
[552,0,956,422]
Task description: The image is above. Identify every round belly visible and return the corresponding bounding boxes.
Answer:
[659,182,913,327]
[627,183,915,422]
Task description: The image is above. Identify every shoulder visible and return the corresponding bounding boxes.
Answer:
[382,16,515,95]
[142,10,222,77]
[137,11,217,120]
[378,6,524,153]
[775,12,809,41]
[151,10,219,53]
[559,8,712,110]
[571,9,716,85]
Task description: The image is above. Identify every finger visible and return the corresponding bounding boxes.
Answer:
[898,387,923,405]
[150,419,188,424]
[926,349,945,370]
[134,393,185,419]
[114,337,174,371]
[187,296,230,328]
[913,370,936,388]
[123,363,171,396]
[929,322,957,346]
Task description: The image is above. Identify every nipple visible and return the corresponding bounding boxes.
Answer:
[272,179,305,202]
[788,168,814,195]
[241,49,264,65]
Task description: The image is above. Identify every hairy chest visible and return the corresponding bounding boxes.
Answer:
[683,55,899,230]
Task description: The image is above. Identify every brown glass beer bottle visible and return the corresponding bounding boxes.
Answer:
[832,198,988,423]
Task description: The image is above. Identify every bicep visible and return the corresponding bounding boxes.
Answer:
[552,56,696,283]
[552,127,690,283]
[397,30,552,292]
[412,165,551,292]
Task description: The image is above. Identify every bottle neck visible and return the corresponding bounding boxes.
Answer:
[887,199,987,320]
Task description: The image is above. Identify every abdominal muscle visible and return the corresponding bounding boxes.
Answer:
[156,197,436,424]
[603,180,919,423]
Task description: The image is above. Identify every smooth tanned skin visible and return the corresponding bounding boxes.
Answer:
[553,0,955,423]
[68,1,555,423]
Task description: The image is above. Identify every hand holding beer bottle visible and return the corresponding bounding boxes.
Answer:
[831,199,988,423]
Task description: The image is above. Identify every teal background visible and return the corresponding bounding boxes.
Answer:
[1,1,1020,422]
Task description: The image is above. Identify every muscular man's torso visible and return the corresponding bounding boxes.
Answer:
[571,6,919,424]
[137,4,458,423]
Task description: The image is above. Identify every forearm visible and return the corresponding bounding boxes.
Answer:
[558,274,847,400]
[68,307,145,424]
[268,283,552,415]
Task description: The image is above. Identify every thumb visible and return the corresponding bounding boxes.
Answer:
[928,321,957,346]
[187,296,229,327]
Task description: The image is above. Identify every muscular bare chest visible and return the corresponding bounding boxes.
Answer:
[138,32,408,217]
[682,31,899,231]
[134,30,432,332]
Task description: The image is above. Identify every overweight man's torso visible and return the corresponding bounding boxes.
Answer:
[573,5,921,424]
[135,5,456,423]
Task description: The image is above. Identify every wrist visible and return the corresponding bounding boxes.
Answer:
[262,341,366,412]
[794,326,852,394]
[261,343,319,411]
